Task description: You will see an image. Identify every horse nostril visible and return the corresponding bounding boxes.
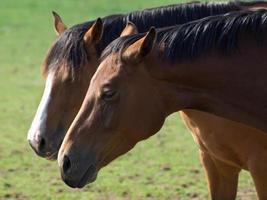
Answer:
[38,137,46,152]
[63,155,71,175]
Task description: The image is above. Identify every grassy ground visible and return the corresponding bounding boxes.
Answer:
[0,0,257,199]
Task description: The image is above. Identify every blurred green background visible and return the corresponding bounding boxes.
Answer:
[0,0,256,199]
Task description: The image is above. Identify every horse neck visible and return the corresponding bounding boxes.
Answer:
[148,41,267,133]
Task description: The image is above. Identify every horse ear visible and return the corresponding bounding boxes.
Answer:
[122,27,156,63]
[120,21,138,36]
[52,11,67,36]
[83,18,103,46]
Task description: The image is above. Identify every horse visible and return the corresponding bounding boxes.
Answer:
[28,0,262,159]
[181,110,267,200]
[122,23,267,199]
[58,10,267,200]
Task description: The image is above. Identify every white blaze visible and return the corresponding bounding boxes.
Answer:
[27,73,54,141]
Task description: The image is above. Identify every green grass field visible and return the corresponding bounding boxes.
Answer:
[0,0,257,199]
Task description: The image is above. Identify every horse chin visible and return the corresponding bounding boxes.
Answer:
[85,171,98,185]
[80,165,98,188]
[72,165,98,189]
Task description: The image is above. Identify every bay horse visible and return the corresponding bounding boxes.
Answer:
[58,9,267,199]
[124,23,267,199]
[28,1,261,158]
[180,110,267,199]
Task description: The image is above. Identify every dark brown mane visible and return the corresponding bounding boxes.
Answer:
[42,1,265,78]
[101,10,267,63]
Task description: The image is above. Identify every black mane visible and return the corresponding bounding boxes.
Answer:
[101,10,267,63]
[44,1,266,73]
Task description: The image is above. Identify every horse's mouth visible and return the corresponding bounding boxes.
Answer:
[28,137,63,160]
[46,151,58,160]
[45,139,63,160]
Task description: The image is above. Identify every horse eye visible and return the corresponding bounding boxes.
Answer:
[101,89,117,101]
